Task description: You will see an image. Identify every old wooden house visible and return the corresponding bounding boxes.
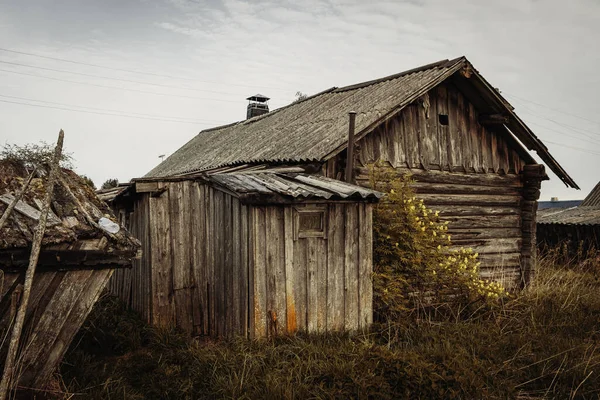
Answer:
[537,181,600,256]
[108,172,381,338]
[141,57,576,288]
[108,56,577,337]
[0,160,140,390]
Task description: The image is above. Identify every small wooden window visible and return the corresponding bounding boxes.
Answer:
[438,114,449,125]
[294,207,327,239]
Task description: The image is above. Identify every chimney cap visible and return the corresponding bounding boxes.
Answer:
[247,94,270,102]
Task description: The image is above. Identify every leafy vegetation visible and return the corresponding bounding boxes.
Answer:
[100,178,119,190]
[369,168,506,324]
[1,141,72,170]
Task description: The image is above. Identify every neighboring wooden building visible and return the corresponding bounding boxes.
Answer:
[107,172,381,338]
[140,57,576,291]
[537,181,600,256]
[0,160,140,390]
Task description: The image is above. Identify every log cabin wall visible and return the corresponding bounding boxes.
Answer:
[327,83,536,289]
[109,181,374,338]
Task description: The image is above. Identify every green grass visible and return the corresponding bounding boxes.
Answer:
[56,254,600,399]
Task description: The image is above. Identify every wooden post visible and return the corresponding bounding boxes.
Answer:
[0,130,64,399]
[345,111,357,184]
[521,164,545,287]
[0,169,36,230]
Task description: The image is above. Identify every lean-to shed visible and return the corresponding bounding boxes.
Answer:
[143,56,577,290]
[537,182,600,256]
[107,172,382,338]
[0,160,140,391]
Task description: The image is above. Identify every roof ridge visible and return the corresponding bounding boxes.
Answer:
[333,56,465,93]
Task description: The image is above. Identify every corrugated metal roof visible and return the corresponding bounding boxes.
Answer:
[207,172,384,203]
[537,206,600,226]
[146,58,465,178]
[581,181,600,207]
[96,184,130,202]
[144,56,577,189]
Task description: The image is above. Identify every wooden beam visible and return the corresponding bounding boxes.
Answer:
[479,114,509,125]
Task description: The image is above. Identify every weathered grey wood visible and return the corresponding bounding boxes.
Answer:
[206,187,215,336]
[441,214,521,229]
[358,203,373,329]
[433,205,521,217]
[191,184,206,335]
[411,182,520,196]
[326,204,345,331]
[283,207,297,334]
[149,191,174,328]
[344,204,359,331]
[0,169,36,230]
[0,131,63,400]
[240,204,249,337]
[232,198,241,336]
[247,203,255,338]
[18,269,93,387]
[448,227,522,241]
[306,237,318,333]
[316,233,328,332]
[31,269,112,388]
[435,86,449,170]
[293,234,307,331]
[252,207,267,338]
[171,182,193,333]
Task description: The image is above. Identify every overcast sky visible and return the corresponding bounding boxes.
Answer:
[0,0,598,200]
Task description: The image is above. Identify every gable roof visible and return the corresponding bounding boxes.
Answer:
[146,57,578,189]
[581,181,600,207]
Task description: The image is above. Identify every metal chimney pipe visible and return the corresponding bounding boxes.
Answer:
[345,111,357,184]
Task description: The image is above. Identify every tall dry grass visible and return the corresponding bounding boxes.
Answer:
[50,251,600,400]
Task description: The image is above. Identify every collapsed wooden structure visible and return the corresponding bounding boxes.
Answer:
[107,172,381,337]
[0,160,139,390]
[537,181,600,256]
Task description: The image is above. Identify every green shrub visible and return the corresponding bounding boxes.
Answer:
[369,166,506,323]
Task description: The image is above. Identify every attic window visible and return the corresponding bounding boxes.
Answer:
[294,206,327,239]
[439,114,449,126]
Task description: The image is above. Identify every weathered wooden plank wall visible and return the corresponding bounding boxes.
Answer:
[0,268,113,389]
[110,181,374,337]
[326,83,530,288]
[117,182,252,337]
[250,203,372,337]
[353,84,525,174]
[108,195,151,322]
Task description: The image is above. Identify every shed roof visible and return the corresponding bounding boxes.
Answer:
[0,160,140,269]
[205,172,384,204]
[581,181,600,207]
[145,56,577,189]
[537,206,600,226]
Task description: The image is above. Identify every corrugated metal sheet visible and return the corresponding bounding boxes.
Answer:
[146,58,465,178]
[581,181,600,207]
[207,173,384,202]
[537,206,600,226]
[97,184,130,202]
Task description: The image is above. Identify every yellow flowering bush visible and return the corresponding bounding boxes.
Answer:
[370,166,507,322]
